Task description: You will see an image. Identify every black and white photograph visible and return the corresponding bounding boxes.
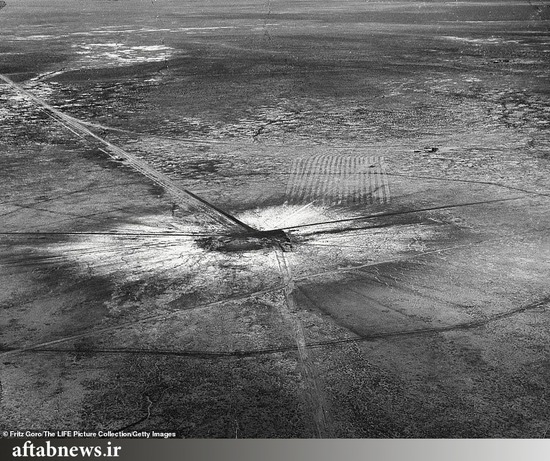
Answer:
[1,0,550,445]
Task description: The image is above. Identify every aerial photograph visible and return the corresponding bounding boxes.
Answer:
[1,0,549,438]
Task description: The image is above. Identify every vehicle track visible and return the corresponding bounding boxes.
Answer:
[274,247,329,438]
[285,154,390,206]
[0,74,256,236]
[0,285,285,359]
[4,295,548,359]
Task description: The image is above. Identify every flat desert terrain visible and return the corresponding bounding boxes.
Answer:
[1,0,550,437]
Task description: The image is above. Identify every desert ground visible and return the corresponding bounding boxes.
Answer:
[1,0,550,437]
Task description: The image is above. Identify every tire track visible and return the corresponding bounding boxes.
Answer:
[311,155,326,204]
[288,157,304,204]
[363,156,371,204]
[274,247,328,438]
[380,157,391,203]
[0,74,256,236]
[324,155,337,205]
[4,296,548,360]
[0,285,284,359]
[285,155,390,206]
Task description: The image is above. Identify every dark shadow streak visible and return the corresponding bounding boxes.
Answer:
[294,220,421,240]
[0,231,225,237]
[274,196,526,232]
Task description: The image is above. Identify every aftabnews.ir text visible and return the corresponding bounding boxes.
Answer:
[11,440,121,458]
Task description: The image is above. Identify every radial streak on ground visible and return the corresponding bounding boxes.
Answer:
[274,247,328,438]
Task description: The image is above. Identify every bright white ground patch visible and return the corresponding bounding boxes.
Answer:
[40,207,441,289]
[241,204,441,257]
[40,215,279,285]
[71,43,175,68]
[237,203,338,231]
